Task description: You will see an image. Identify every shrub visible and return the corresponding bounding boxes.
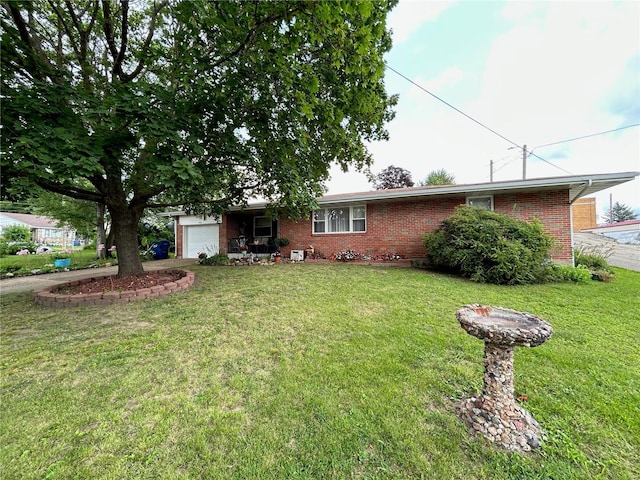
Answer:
[575,252,612,273]
[2,241,38,256]
[590,270,614,282]
[199,253,229,266]
[423,205,555,285]
[1,225,32,242]
[546,264,592,283]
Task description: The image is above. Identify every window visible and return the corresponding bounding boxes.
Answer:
[313,205,366,233]
[467,196,493,211]
[253,216,272,237]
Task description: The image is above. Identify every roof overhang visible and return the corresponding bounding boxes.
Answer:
[317,171,639,206]
[161,171,639,216]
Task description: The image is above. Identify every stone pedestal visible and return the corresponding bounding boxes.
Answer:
[456,304,553,452]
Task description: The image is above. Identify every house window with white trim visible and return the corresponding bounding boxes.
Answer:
[466,196,494,211]
[313,205,366,233]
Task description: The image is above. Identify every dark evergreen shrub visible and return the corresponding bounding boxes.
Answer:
[422,205,556,285]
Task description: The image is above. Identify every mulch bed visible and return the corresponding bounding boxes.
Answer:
[53,271,184,295]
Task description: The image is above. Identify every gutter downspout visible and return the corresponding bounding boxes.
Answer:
[569,180,593,266]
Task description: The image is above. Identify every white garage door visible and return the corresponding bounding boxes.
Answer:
[184,224,219,258]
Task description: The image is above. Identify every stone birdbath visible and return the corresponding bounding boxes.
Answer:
[456,304,553,452]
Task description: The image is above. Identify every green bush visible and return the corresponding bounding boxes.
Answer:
[575,252,612,273]
[199,254,230,266]
[1,241,38,256]
[423,205,555,285]
[546,264,592,283]
[1,225,31,242]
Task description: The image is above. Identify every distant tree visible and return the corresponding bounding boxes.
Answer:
[1,225,31,242]
[374,165,414,189]
[602,202,638,224]
[420,169,456,186]
[0,201,32,213]
[30,191,97,240]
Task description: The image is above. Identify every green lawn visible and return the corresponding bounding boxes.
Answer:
[1,264,638,479]
[0,249,118,277]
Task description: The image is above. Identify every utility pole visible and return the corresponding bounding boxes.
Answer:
[490,160,494,182]
[522,144,527,180]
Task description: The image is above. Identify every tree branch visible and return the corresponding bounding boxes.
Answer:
[34,179,105,204]
[3,2,57,81]
[121,0,168,82]
[101,0,119,66]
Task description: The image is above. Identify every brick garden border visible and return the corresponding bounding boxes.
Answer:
[33,269,195,308]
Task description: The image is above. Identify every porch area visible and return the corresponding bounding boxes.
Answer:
[225,212,280,256]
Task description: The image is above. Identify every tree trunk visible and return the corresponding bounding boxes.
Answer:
[110,206,145,277]
[96,203,106,260]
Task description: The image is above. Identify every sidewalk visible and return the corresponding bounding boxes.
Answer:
[0,258,197,295]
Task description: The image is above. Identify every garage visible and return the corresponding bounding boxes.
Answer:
[181,215,221,258]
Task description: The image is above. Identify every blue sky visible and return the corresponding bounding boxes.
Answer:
[326,0,640,220]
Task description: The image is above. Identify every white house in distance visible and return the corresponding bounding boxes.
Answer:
[0,212,76,246]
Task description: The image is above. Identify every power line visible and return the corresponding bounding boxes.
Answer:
[385,64,573,176]
[534,123,640,149]
[386,64,522,148]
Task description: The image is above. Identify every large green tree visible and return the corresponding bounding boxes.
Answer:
[1,0,397,277]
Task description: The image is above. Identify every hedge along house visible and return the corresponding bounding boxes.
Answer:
[168,172,639,263]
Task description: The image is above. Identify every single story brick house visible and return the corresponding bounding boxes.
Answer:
[166,171,638,264]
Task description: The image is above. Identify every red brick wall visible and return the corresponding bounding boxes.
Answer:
[494,190,571,262]
[279,190,573,262]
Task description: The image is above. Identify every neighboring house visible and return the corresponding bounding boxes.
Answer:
[167,171,639,263]
[581,219,640,245]
[0,212,76,246]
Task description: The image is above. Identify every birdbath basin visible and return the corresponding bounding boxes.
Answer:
[457,305,553,347]
[455,304,553,452]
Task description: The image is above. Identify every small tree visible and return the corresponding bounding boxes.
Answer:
[1,225,32,242]
[602,202,638,224]
[373,165,414,189]
[423,206,555,285]
[420,169,456,186]
[30,191,97,240]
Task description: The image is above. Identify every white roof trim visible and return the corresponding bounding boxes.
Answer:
[317,172,639,205]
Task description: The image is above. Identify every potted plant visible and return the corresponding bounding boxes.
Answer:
[53,252,71,268]
[272,237,289,250]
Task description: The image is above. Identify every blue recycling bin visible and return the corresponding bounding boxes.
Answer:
[152,240,171,260]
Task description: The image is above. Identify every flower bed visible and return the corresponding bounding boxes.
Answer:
[33,269,194,308]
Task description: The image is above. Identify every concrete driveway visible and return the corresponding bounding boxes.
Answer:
[573,232,640,272]
[0,258,197,295]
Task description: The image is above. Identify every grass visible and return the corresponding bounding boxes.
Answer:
[1,264,638,479]
[0,249,118,277]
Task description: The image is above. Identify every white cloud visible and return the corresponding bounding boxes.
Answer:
[387,0,454,45]
[327,1,640,211]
